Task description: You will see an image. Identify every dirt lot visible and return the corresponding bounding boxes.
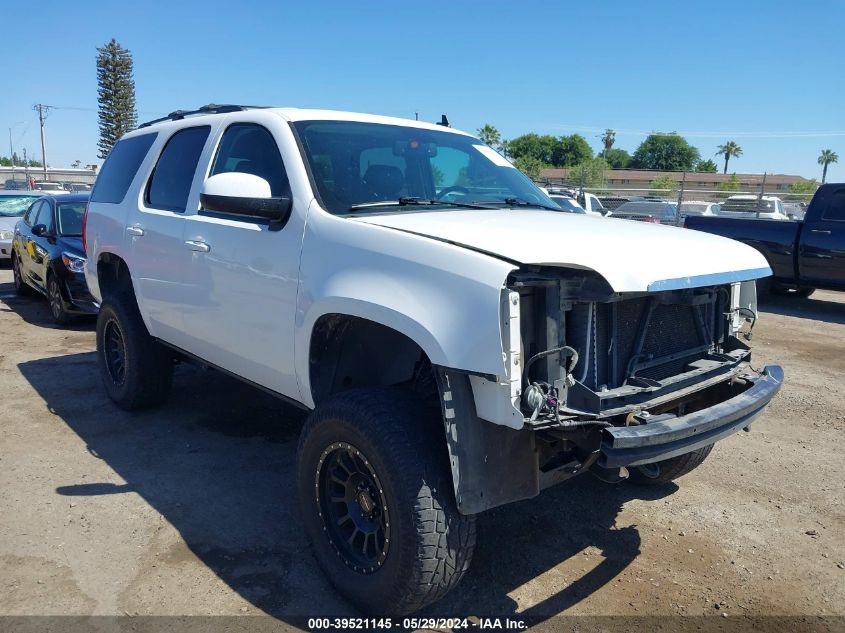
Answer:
[1,265,843,627]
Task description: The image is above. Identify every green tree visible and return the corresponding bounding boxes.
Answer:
[650,175,677,197]
[567,157,609,188]
[717,173,742,193]
[601,129,616,156]
[818,149,838,184]
[630,133,700,171]
[0,156,11,167]
[789,178,818,195]
[506,133,557,164]
[477,124,503,151]
[716,141,743,174]
[604,148,631,169]
[551,134,593,167]
[696,159,718,173]
[96,38,138,159]
[71,159,82,168]
[513,156,548,181]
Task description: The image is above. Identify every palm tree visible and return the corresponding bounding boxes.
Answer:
[818,149,838,184]
[477,124,502,151]
[601,129,615,157]
[716,141,743,174]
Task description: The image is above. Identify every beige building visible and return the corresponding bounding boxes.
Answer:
[541,168,804,193]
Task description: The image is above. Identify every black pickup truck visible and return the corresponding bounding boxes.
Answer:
[686,183,845,297]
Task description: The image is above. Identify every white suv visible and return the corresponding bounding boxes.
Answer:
[84,104,783,614]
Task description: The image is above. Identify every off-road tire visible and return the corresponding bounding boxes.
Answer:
[47,274,70,325]
[296,389,476,615]
[629,444,714,486]
[96,289,173,410]
[11,254,32,296]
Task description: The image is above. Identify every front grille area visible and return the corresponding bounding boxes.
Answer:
[566,289,726,391]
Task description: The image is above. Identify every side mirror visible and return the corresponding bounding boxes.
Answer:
[32,223,48,237]
[199,172,292,225]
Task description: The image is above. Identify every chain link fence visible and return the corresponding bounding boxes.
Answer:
[538,170,815,226]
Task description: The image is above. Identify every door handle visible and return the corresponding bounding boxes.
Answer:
[810,229,831,236]
[126,226,145,237]
[184,240,210,253]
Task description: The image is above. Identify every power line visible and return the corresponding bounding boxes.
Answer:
[548,123,845,139]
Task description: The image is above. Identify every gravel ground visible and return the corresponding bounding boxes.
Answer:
[0,266,843,628]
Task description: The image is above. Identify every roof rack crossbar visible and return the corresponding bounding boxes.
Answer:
[138,104,271,128]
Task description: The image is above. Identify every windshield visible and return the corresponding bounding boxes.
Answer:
[549,196,585,214]
[57,201,86,236]
[615,202,677,219]
[0,195,38,217]
[721,198,777,213]
[292,121,556,214]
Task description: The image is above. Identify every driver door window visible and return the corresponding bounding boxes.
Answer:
[210,123,289,198]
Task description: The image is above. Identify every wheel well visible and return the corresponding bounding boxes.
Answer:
[309,314,436,405]
[97,253,132,300]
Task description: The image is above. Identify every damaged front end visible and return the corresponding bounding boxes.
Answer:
[438,266,783,515]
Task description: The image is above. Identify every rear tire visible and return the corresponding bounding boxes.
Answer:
[794,287,815,299]
[629,444,714,486]
[95,289,173,410]
[11,254,31,296]
[296,389,476,615]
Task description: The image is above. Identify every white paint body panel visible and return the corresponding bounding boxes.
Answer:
[352,210,771,293]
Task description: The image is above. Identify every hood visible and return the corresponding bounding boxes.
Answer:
[0,216,22,232]
[57,236,84,255]
[352,210,771,293]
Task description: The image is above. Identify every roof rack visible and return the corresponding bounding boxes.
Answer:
[138,104,271,128]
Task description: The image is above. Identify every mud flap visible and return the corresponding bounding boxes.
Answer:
[434,367,539,515]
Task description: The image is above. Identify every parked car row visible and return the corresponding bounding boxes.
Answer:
[2,191,97,324]
[3,179,93,193]
[686,183,845,297]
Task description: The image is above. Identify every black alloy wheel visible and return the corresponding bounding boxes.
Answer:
[103,318,127,386]
[317,442,390,573]
[47,276,69,324]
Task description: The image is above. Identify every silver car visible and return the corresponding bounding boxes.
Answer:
[0,192,43,260]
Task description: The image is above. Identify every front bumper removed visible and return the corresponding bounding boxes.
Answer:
[599,365,784,468]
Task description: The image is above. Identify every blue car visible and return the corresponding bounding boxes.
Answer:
[11,193,97,324]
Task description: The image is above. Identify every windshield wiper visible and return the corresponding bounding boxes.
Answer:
[347,197,495,212]
[479,197,562,211]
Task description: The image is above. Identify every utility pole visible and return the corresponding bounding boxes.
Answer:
[33,104,50,181]
[8,128,14,183]
[23,148,30,188]
[676,171,687,226]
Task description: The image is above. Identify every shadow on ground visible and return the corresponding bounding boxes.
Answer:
[0,279,96,331]
[18,351,671,622]
[758,293,845,325]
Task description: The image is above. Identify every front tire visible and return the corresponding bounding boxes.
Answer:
[629,444,714,485]
[47,275,70,325]
[297,389,476,615]
[95,291,173,410]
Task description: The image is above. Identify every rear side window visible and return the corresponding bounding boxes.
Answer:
[90,133,157,204]
[146,126,211,213]
[822,188,845,222]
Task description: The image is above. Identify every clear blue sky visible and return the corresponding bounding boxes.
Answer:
[3,0,843,180]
